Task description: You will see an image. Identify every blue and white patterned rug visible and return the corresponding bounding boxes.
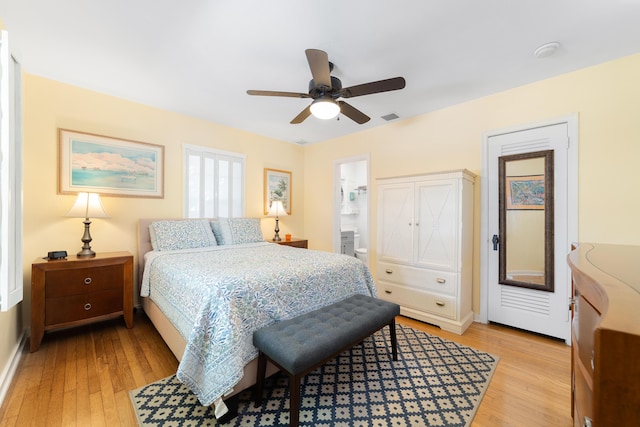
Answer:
[129,324,498,426]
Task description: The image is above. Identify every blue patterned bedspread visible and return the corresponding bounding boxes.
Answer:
[140,242,376,407]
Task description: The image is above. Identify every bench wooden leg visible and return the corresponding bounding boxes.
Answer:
[254,351,267,406]
[390,318,398,361]
[289,374,301,427]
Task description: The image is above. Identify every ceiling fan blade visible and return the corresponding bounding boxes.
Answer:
[290,105,312,124]
[340,77,406,98]
[338,101,370,124]
[305,49,332,90]
[247,90,311,98]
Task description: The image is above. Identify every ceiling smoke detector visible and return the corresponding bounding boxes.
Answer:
[534,42,561,58]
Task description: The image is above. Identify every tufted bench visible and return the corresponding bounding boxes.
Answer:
[253,293,400,427]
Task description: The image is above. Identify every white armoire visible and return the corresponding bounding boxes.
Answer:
[376,169,475,334]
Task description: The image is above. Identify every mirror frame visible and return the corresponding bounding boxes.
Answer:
[498,149,555,292]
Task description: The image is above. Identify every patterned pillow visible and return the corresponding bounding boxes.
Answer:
[213,218,264,245]
[149,219,218,251]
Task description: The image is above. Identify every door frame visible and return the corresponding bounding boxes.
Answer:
[332,154,371,254]
[479,114,579,324]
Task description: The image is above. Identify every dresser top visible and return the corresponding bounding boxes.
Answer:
[584,244,640,295]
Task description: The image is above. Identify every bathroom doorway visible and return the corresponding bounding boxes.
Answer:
[333,155,370,266]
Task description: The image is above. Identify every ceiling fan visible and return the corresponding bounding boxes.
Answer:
[247,49,406,124]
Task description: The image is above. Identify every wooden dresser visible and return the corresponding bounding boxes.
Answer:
[568,244,640,426]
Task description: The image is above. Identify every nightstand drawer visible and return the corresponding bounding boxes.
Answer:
[45,289,123,326]
[45,264,124,298]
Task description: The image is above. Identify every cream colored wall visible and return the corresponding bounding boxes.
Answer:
[304,53,640,313]
[21,74,305,317]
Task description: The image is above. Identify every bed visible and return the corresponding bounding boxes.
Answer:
[137,217,376,417]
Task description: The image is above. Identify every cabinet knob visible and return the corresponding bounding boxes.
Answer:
[384,290,392,294]
[435,300,445,307]
[385,269,393,274]
[84,303,92,311]
[436,278,446,284]
[84,277,92,285]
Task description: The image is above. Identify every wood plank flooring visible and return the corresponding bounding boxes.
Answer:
[0,311,572,426]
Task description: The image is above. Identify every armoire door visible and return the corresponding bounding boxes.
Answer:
[378,182,414,264]
[413,179,458,271]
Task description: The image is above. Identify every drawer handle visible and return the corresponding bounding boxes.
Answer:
[84,303,92,311]
[436,278,446,284]
[384,290,392,294]
[385,269,393,274]
[435,300,445,307]
[591,350,594,371]
[84,277,93,285]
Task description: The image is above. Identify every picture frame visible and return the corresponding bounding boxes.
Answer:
[505,175,545,210]
[264,168,292,214]
[58,129,164,198]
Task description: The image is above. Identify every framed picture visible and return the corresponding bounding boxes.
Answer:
[264,168,292,214]
[505,175,545,210]
[58,129,164,198]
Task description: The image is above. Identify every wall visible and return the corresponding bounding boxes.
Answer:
[304,53,640,313]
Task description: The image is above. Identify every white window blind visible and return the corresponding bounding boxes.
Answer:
[183,144,245,218]
[0,30,23,312]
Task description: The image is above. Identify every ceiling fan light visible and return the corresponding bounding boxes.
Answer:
[310,98,340,120]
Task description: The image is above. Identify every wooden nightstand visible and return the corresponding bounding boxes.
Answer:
[270,238,308,249]
[30,251,134,352]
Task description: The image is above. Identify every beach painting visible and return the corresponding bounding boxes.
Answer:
[59,129,164,198]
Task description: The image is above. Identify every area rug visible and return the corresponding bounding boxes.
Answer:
[129,324,499,427]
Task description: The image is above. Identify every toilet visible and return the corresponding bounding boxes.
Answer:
[354,233,368,264]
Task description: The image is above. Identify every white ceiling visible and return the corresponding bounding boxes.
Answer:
[2,0,640,145]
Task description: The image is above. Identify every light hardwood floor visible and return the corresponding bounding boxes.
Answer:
[0,312,572,427]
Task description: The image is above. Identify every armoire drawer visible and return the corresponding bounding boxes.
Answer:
[377,262,457,295]
[378,280,457,319]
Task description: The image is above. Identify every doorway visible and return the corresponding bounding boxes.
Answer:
[480,115,578,343]
[333,155,370,266]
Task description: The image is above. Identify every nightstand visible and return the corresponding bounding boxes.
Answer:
[271,238,308,249]
[30,251,134,352]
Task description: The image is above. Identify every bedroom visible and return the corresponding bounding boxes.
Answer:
[2,1,640,426]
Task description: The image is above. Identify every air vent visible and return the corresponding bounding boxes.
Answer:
[381,113,400,121]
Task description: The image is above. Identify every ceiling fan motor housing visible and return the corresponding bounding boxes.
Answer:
[309,76,342,98]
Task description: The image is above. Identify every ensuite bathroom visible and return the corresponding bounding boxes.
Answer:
[339,159,368,265]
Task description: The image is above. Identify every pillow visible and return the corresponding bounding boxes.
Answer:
[149,219,218,251]
[213,218,264,245]
[211,220,233,245]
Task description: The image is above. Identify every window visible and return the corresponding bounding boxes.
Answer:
[0,30,23,312]
[183,144,245,218]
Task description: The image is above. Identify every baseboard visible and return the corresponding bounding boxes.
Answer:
[0,330,26,409]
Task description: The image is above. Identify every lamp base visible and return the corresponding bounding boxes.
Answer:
[77,218,97,258]
[272,218,281,241]
[77,248,96,258]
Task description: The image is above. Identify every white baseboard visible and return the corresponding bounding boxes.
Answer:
[0,330,26,409]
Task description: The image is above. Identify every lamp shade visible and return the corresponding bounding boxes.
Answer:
[310,98,340,120]
[267,200,288,217]
[66,192,110,219]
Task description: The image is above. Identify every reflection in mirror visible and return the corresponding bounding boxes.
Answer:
[498,150,554,292]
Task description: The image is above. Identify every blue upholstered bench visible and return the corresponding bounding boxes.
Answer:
[253,293,400,427]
